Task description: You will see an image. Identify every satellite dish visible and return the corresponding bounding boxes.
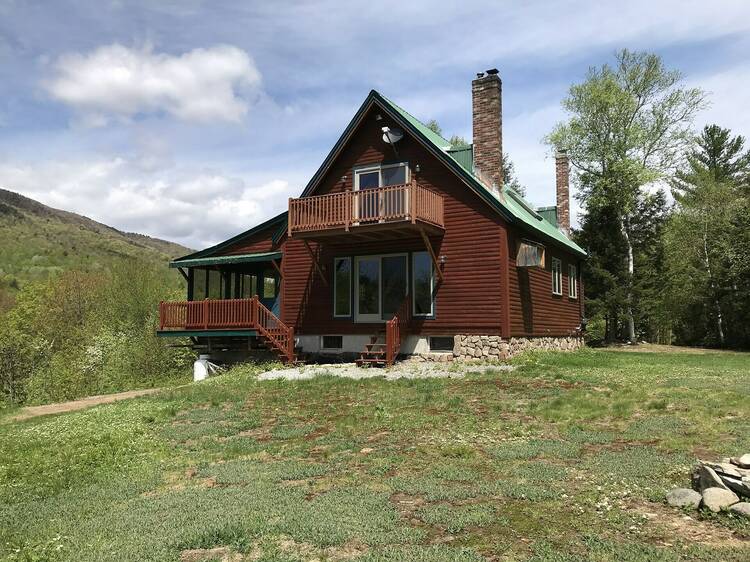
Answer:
[382,126,403,144]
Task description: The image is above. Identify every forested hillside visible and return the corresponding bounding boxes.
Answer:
[0,188,190,297]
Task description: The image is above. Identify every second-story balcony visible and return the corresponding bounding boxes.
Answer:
[288,181,444,240]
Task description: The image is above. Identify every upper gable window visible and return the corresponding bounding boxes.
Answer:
[354,163,409,190]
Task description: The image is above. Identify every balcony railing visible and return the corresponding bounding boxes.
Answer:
[288,181,444,236]
[158,297,295,362]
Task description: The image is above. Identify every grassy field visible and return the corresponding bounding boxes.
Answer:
[1,349,749,561]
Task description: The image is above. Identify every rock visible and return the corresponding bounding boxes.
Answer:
[731,454,750,469]
[729,502,750,518]
[704,460,743,478]
[701,487,739,513]
[666,488,701,509]
[693,464,730,492]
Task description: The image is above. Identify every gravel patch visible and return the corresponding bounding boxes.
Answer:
[257,361,514,381]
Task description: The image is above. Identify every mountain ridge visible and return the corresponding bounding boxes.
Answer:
[0,188,192,292]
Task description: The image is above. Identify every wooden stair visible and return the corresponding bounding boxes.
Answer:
[251,298,296,364]
[356,332,388,367]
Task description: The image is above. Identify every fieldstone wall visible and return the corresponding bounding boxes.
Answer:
[452,335,583,361]
[403,335,584,362]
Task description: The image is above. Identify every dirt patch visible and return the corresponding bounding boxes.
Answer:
[8,388,163,422]
[606,343,739,355]
[629,500,749,548]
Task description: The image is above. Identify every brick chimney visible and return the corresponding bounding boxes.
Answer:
[472,69,503,191]
[555,150,570,235]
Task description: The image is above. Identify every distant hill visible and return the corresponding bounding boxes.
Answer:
[0,188,192,292]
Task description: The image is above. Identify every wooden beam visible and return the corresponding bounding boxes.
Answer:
[303,240,328,286]
[270,258,283,278]
[177,267,189,281]
[419,228,444,282]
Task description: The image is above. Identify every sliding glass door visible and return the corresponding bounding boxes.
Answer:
[381,255,407,319]
[354,254,407,322]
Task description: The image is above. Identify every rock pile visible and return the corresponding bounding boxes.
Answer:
[666,454,750,517]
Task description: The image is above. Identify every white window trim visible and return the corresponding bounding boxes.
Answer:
[320,335,343,351]
[353,162,410,191]
[333,257,351,317]
[354,253,409,323]
[568,264,578,299]
[412,251,434,317]
[551,257,563,296]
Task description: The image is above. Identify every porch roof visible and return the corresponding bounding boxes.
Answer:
[170,251,282,269]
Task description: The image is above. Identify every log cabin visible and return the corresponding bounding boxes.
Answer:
[158,69,587,365]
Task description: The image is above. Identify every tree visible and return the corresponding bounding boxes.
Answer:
[666,124,750,347]
[547,49,706,342]
[672,125,750,195]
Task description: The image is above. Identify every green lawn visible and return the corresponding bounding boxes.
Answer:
[1,349,749,561]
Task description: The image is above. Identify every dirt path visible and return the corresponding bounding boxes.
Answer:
[7,388,162,422]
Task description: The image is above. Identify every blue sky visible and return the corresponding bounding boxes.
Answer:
[1,0,748,249]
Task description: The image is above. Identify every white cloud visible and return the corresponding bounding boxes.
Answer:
[44,44,261,124]
[0,157,293,249]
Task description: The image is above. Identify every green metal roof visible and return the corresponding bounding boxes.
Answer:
[170,212,287,265]
[170,251,282,268]
[374,91,586,257]
[537,206,558,228]
[446,145,474,174]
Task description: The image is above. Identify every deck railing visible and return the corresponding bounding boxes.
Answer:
[159,297,294,361]
[288,180,444,236]
[385,296,412,366]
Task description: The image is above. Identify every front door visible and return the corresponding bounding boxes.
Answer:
[354,254,407,322]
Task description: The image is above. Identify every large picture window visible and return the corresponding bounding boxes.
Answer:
[551,258,562,296]
[334,257,351,317]
[412,251,434,316]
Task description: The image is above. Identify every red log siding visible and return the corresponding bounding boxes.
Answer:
[507,231,583,337]
[207,104,583,338]
[281,106,506,336]
[220,223,284,255]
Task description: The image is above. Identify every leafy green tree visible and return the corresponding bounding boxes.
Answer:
[548,49,706,342]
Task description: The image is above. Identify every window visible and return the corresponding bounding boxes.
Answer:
[569,264,578,299]
[321,335,343,350]
[334,257,351,317]
[354,162,409,190]
[517,241,545,268]
[429,336,454,352]
[551,258,562,296]
[412,251,434,316]
[262,269,276,298]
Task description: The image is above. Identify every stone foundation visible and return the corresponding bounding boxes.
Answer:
[452,335,583,361]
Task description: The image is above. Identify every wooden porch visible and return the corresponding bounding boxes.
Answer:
[287,181,445,240]
[159,297,295,363]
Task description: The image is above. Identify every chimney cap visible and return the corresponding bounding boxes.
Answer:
[485,68,499,75]
[555,148,569,158]
[476,72,485,79]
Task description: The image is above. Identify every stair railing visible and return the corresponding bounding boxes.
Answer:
[252,296,295,363]
[385,296,411,366]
